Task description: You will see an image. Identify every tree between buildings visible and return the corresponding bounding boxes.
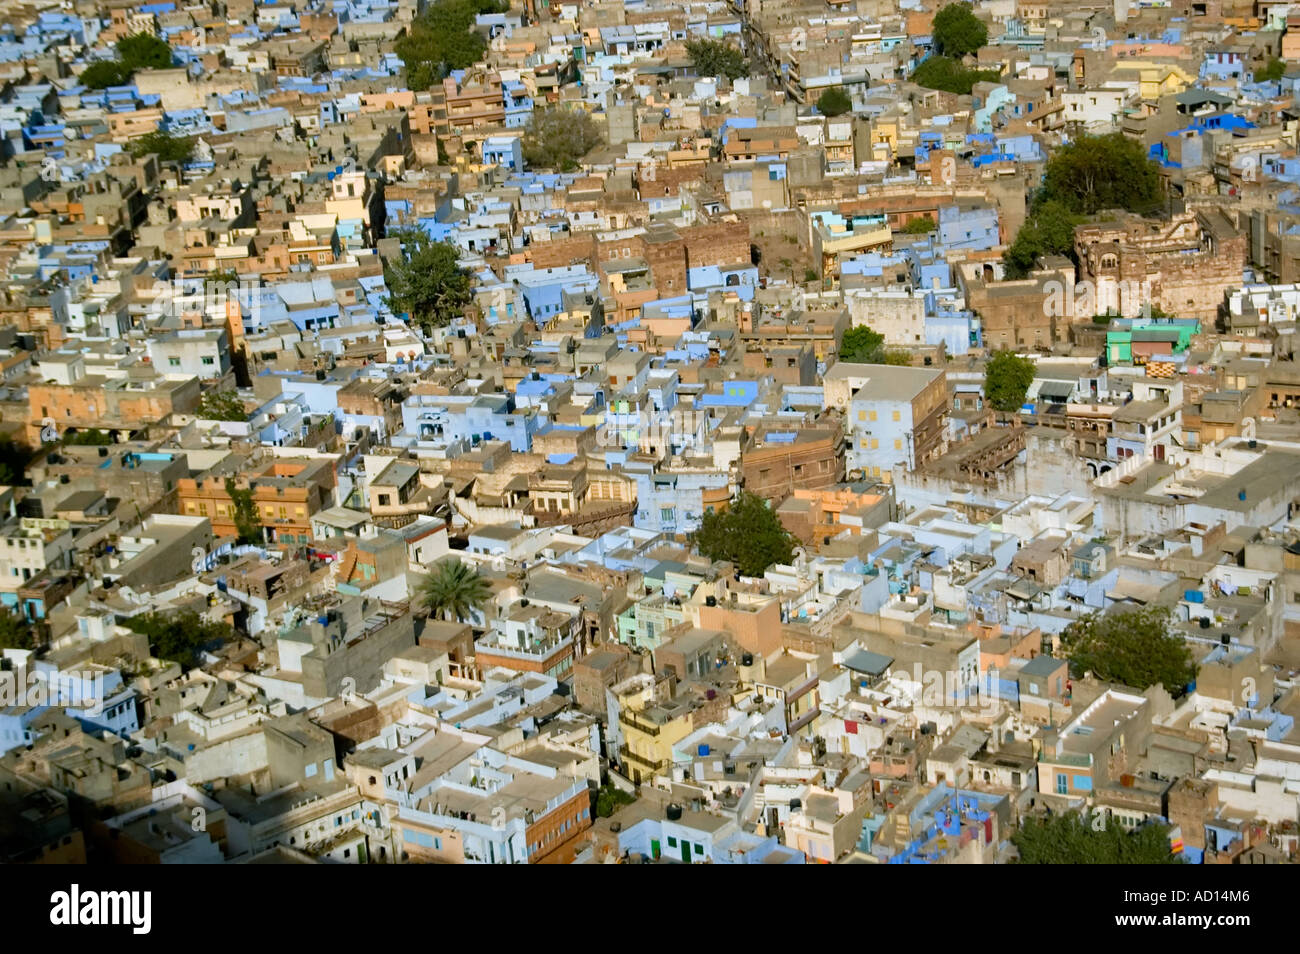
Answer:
[396,0,508,90]
[129,130,195,163]
[225,477,263,545]
[80,32,173,89]
[1001,200,1080,279]
[911,55,1001,95]
[383,227,474,329]
[0,607,35,650]
[1013,812,1181,864]
[839,324,888,364]
[122,610,232,668]
[418,560,491,622]
[693,491,795,578]
[983,350,1037,413]
[684,38,748,81]
[931,3,988,58]
[197,390,248,422]
[816,87,853,117]
[1062,605,1198,696]
[521,107,604,171]
[1039,133,1162,216]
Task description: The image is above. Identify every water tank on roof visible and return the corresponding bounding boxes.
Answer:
[698,744,710,756]
[666,803,683,821]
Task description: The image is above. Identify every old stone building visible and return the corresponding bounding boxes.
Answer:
[1074,209,1246,322]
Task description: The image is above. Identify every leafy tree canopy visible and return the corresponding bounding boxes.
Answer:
[121,610,231,668]
[63,429,114,446]
[693,492,795,578]
[839,324,888,364]
[80,33,173,89]
[396,0,505,90]
[521,107,603,171]
[1041,133,1162,216]
[912,55,1001,95]
[903,215,937,234]
[984,350,1037,412]
[1002,199,1081,278]
[224,477,262,545]
[197,390,248,422]
[0,607,36,650]
[383,227,474,329]
[129,130,194,163]
[1062,605,1197,695]
[931,3,988,58]
[1014,812,1181,864]
[81,59,132,89]
[596,783,636,817]
[816,87,853,117]
[1257,57,1286,83]
[685,38,748,81]
[418,560,491,622]
[0,436,36,486]
[118,33,173,71]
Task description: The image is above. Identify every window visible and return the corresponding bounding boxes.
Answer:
[305,763,318,778]
[892,410,901,422]
[870,439,879,450]
[893,439,902,451]
[668,836,678,847]
[201,356,215,366]
[1056,773,1067,794]
[869,410,877,422]
[168,357,181,367]
[857,410,866,421]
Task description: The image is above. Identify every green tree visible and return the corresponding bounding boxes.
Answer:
[1257,57,1286,82]
[984,350,1037,412]
[384,227,474,329]
[1002,199,1081,278]
[839,324,887,364]
[418,560,491,622]
[395,0,504,90]
[693,492,795,578]
[903,215,937,234]
[80,33,172,89]
[1041,133,1162,215]
[197,390,248,422]
[224,477,262,545]
[81,60,132,89]
[685,38,748,81]
[1062,606,1197,695]
[816,87,853,117]
[0,436,36,486]
[883,350,913,366]
[595,783,636,817]
[521,107,603,171]
[912,55,1001,95]
[122,610,231,668]
[932,3,988,58]
[0,607,36,650]
[63,429,114,446]
[1014,812,1180,864]
[129,130,194,162]
[117,32,173,70]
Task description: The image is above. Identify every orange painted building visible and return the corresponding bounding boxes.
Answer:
[176,456,337,545]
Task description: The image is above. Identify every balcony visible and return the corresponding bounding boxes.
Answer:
[618,709,661,736]
[618,745,666,773]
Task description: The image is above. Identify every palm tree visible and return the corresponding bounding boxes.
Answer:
[418,559,491,623]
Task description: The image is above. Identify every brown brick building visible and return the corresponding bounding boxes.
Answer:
[739,425,845,506]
